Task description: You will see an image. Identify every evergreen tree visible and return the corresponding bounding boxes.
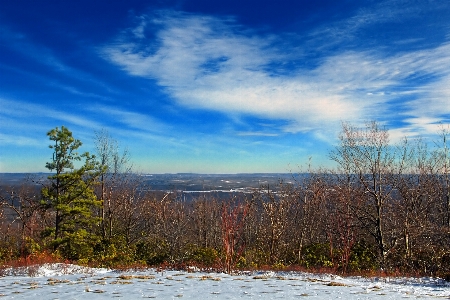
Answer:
[41,126,103,260]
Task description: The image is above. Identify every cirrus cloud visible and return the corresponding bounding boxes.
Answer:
[102,9,450,137]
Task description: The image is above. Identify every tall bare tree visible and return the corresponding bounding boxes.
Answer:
[330,121,409,267]
[94,129,131,240]
[435,126,450,227]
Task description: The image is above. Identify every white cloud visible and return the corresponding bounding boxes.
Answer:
[237,132,279,137]
[91,105,170,132]
[0,133,41,147]
[0,98,102,130]
[102,10,450,137]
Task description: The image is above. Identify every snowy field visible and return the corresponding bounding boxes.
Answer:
[0,264,449,299]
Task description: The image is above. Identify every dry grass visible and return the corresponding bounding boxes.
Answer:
[327,281,348,286]
[0,251,66,277]
[117,274,134,280]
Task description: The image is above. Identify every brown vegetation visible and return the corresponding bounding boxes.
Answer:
[1,122,450,279]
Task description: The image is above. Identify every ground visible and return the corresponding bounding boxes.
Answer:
[0,264,449,299]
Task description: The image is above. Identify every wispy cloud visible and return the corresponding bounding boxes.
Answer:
[0,133,41,147]
[0,26,76,74]
[102,11,363,132]
[307,0,449,51]
[102,6,450,140]
[90,105,170,132]
[237,131,279,137]
[0,98,102,130]
[0,25,118,96]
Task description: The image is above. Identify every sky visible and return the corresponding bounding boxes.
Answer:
[1,0,450,173]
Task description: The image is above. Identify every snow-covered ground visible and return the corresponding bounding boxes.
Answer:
[0,264,449,299]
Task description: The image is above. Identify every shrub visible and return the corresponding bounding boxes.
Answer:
[186,246,219,266]
[349,241,378,271]
[92,238,137,267]
[439,252,450,279]
[135,238,169,266]
[301,243,333,268]
[241,249,270,268]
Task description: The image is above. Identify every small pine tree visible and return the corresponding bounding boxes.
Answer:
[41,126,103,260]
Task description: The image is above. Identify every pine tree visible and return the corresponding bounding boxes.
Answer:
[41,126,103,260]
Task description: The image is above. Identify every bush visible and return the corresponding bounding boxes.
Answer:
[135,238,170,266]
[0,235,21,263]
[301,243,333,268]
[349,241,378,271]
[439,252,450,279]
[92,238,137,267]
[186,246,219,266]
[240,249,270,268]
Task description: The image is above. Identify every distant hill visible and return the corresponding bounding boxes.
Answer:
[0,173,299,192]
[0,173,49,187]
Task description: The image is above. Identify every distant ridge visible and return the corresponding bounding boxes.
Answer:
[0,172,300,191]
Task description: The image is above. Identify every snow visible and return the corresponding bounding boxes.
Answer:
[0,264,449,299]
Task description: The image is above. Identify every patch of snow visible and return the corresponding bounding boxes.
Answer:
[1,263,109,277]
[0,264,448,299]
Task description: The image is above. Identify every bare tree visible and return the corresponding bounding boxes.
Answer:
[0,179,46,256]
[94,129,131,240]
[330,121,409,268]
[254,183,294,265]
[435,126,450,227]
[190,196,221,249]
[221,197,249,273]
[109,175,146,246]
[140,191,192,264]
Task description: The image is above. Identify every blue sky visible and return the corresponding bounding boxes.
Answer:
[1,0,450,173]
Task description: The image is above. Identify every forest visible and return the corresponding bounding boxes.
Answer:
[1,122,450,279]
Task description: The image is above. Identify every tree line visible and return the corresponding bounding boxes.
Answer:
[1,122,450,278]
